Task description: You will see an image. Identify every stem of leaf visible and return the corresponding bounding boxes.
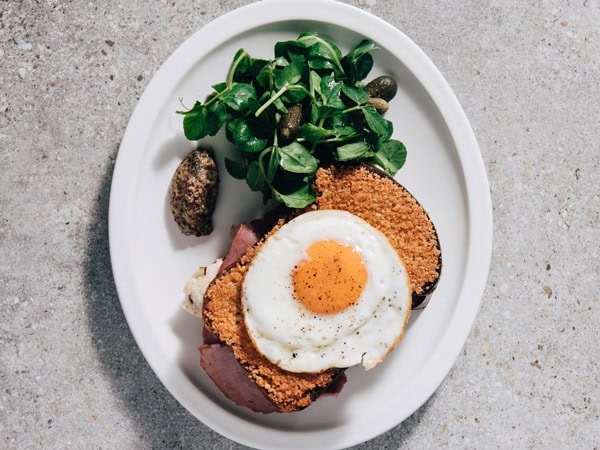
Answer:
[227,50,248,87]
[272,123,279,148]
[258,146,274,188]
[255,85,288,117]
[342,105,362,114]
[255,85,312,118]
[318,133,359,144]
[298,36,345,74]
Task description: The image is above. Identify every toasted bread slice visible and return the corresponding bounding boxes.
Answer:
[201,162,441,412]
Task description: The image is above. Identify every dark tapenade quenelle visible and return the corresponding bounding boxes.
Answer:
[169,147,219,236]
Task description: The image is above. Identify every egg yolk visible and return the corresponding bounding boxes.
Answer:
[292,240,367,314]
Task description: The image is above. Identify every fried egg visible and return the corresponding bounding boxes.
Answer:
[241,210,411,373]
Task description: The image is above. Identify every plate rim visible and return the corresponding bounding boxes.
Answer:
[109,0,493,448]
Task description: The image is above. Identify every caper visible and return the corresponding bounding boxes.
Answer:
[367,97,389,114]
[364,75,398,102]
[278,103,303,143]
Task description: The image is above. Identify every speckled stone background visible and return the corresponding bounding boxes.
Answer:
[1,0,599,448]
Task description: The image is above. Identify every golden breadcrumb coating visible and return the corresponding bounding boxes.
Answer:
[202,163,441,412]
[313,164,441,296]
[202,234,341,412]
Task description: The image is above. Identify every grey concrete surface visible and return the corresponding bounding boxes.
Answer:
[1,0,599,448]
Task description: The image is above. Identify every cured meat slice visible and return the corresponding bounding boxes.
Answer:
[199,344,278,414]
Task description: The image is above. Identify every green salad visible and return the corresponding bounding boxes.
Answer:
[177,32,406,208]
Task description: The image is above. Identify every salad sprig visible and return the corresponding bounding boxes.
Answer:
[177,32,406,208]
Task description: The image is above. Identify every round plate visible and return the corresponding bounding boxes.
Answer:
[109,1,493,448]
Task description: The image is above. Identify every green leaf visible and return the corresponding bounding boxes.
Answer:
[224,157,247,179]
[329,112,358,137]
[274,40,308,63]
[272,182,317,208]
[370,139,407,175]
[320,76,345,109]
[308,43,339,71]
[281,84,308,104]
[245,97,262,115]
[206,100,226,136]
[362,105,392,137]
[226,118,268,153]
[266,147,280,182]
[342,39,377,82]
[211,82,228,93]
[310,102,321,124]
[334,141,373,161]
[245,161,266,192]
[256,66,274,92]
[344,39,378,62]
[182,101,208,140]
[344,39,377,63]
[227,49,249,86]
[298,123,334,143]
[274,60,304,89]
[309,70,322,97]
[278,142,318,174]
[342,84,369,105]
[351,53,373,82]
[302,36,344,75]
[296,31,319,41]
[231,50,251,80]
[222,83,256,112]
[233,55,269,83]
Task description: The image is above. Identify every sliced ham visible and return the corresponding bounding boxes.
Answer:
[199,344,278,414]
[218,205,292,272]
[199,218,278,412]
[202,326,220,345]
[198,205,347,412]
[218,223,259,272]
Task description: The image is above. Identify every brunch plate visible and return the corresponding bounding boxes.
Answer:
[109,1,493,448]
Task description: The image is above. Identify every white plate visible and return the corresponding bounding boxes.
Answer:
[109,1,493,448]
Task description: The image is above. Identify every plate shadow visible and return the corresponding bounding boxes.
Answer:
[83,148,248,449]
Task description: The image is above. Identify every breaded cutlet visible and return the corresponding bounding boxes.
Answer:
[313,163,441,306]
[202,229,344,413]
[201,162,441,412]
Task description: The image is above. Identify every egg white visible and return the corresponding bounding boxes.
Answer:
[241,210,411,373]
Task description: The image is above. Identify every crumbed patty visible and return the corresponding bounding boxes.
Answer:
[202,237,343,412]
[202,162,441,412]
[312,163,441,304]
